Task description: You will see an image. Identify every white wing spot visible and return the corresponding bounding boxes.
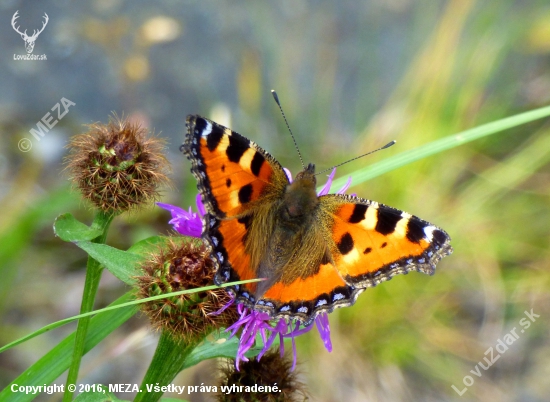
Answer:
[280,305,291,312]
[362,202,379,230]
[423,225,437,241]
[315,299,328,307]
[389,211,412,240]
[200,120,212,137]
[333,293,345,301]
[298,306,308,313]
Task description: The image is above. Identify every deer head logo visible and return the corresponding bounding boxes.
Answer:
[11,11,49,54]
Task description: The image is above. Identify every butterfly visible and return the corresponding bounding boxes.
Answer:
[182,115,452,326]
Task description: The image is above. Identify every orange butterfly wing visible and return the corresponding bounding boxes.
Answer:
[258,262,361,323]
[183,115,288,294]
[248,195,452,324]
[322,194,452,287]
[184,115,287,219]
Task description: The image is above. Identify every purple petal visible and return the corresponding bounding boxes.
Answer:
[279,332,285,358]
[210,297,235,316]
[257,318,287,360]
[318,168,336,196]
[289,321,301,371]
[228,302,333,371]
[315,313,333,352]
[196,193,206,216]
[284,322,315,337]
[157,201,202,237]
[336,176,353,194]
[283,168,293,182]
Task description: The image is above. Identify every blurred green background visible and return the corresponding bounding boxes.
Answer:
[1,1,550,401]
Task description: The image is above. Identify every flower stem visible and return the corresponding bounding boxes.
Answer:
[63,210,115,401]
[134,330,199,402]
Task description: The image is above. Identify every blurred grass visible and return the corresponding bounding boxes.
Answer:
[2,1,550,401]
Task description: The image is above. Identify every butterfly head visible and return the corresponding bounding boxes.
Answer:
[294,163,316,182]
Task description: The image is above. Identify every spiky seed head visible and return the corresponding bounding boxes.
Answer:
[65,115,170,213]
[136,240,237,342]
[217,351,308,402]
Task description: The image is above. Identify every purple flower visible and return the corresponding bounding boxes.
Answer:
[221,300,332,371]
[157,194,205,237]
[159,168,351,369]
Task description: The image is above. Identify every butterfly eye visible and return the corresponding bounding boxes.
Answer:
[286,204,303,218]
[280,205,299,221]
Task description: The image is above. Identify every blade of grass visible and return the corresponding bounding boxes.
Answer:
[0,279,262,353]
[327,104,550,191]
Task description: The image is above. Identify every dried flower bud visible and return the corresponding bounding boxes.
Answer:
[137,240,237,342]
[217,351,308,402]
[65,116,169,213]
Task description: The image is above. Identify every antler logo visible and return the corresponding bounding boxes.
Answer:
[11,11,49,54]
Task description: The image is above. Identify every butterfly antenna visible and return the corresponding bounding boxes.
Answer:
[315,140,396,176]
[271,90,305,169]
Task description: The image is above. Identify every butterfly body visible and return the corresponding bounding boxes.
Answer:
[183,115,452,325]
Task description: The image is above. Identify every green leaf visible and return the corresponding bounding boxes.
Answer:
[135,331,199,402]
[0,186,80,305]
[75,242,142,285]
[1,293,138,402]
[64,210,115,401]
[53,213,103,242]
[328,104,550,190]
[127,235,192,256]
[182,328,265,370]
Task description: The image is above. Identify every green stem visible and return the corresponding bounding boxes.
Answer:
[63,210,115,402]
[134,330,199,402]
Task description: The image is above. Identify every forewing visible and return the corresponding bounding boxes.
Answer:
[183,115,288,219]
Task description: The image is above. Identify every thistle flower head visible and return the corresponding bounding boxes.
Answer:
[65,115,170,213]
[136,240,237,342]
[217,350,308,402]
[223,301,332,371]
